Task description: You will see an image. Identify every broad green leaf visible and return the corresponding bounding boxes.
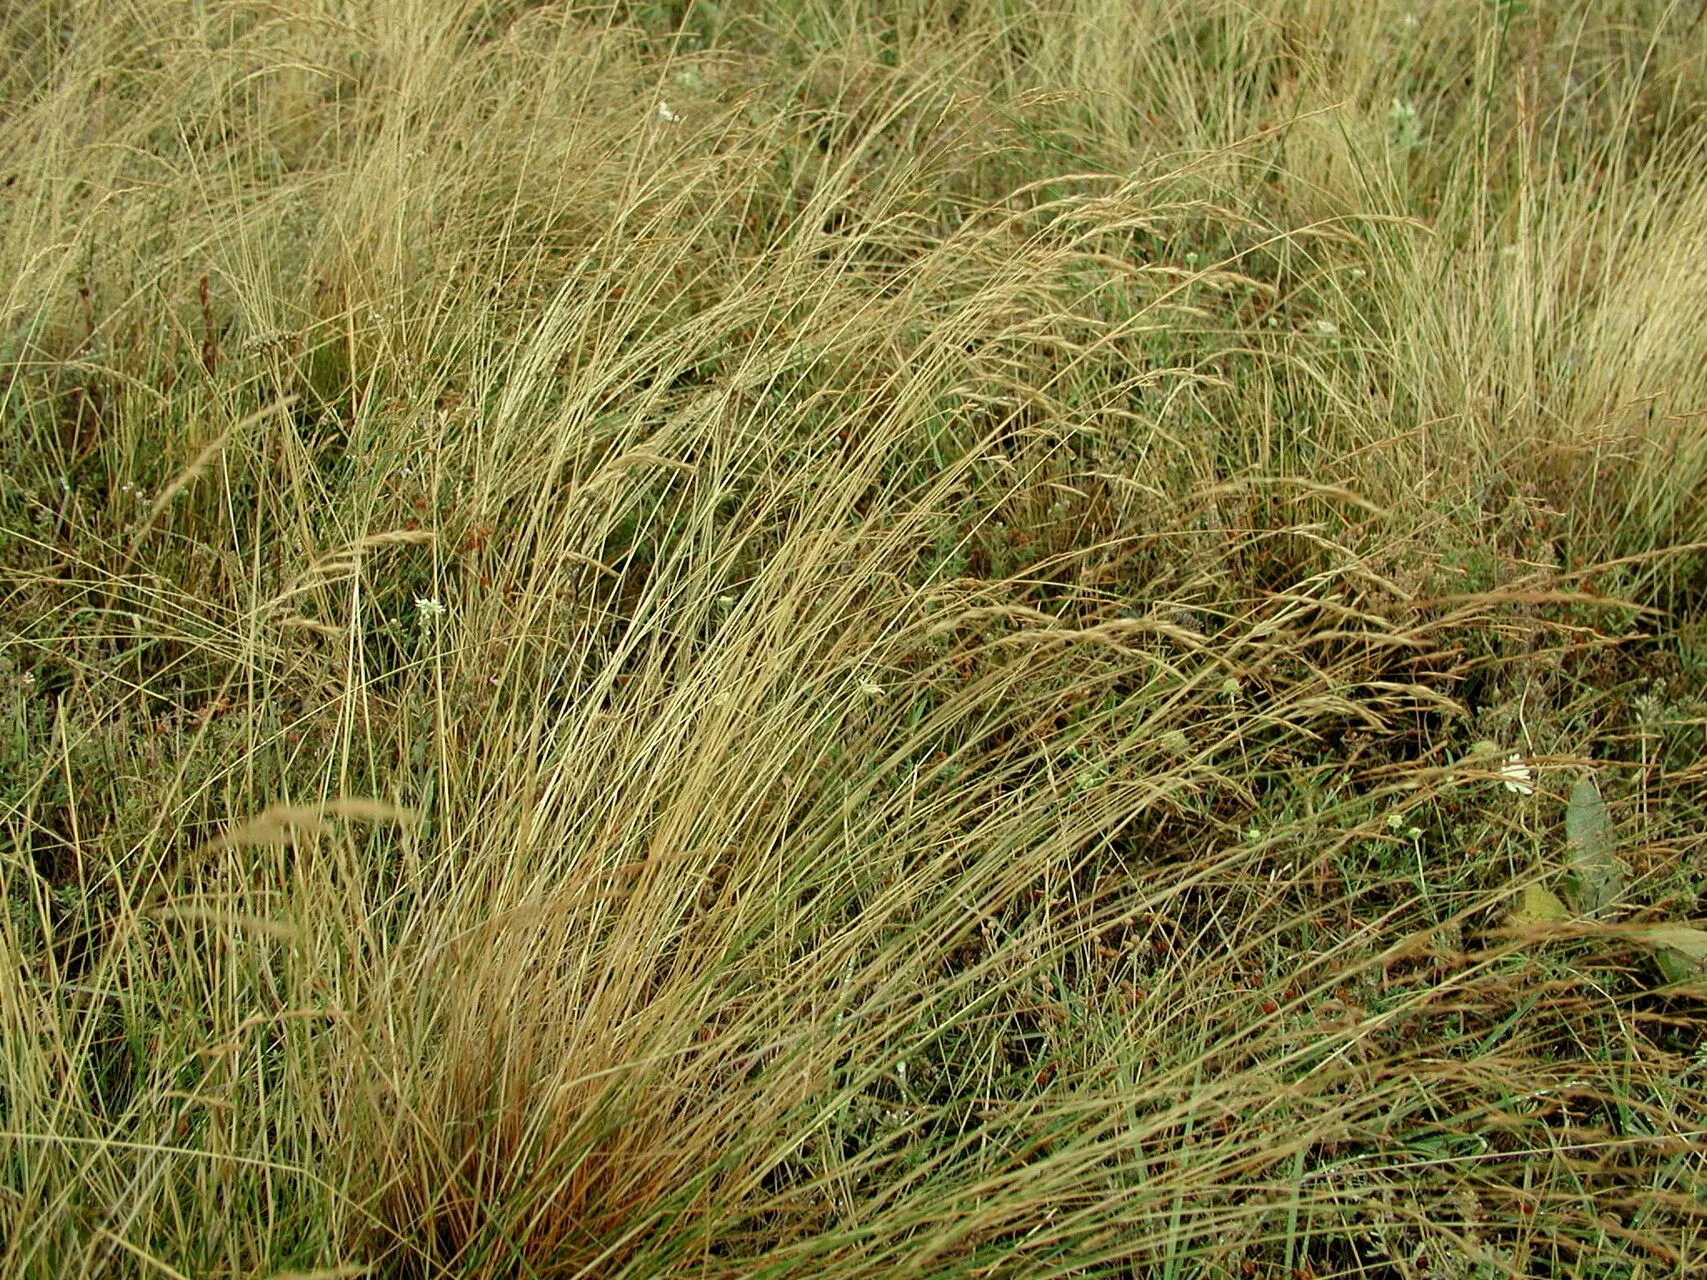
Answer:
[1631,926,1707,987]
[1509,883,1569,926]
[1562,775,1622,918]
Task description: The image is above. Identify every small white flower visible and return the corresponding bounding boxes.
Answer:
[414,596,445,623]
[857,677,883,699]
[1310,318,1339,336]
[656,101,681,124]
[1501,754,1534,795]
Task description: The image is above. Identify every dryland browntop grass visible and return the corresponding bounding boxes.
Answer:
[4,1,1707,1276]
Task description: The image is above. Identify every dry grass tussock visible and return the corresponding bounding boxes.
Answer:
[4,1,1707,1275]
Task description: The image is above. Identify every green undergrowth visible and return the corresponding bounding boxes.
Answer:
[3,1,1706,1276]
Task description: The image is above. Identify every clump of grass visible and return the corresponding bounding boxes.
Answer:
[4,1,1706,1276]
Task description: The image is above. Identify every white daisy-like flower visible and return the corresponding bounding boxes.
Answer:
[414,596,446,623]
[1501,754,1534,795]
[656,101,682,124]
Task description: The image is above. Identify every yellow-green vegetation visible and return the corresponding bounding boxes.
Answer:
[6,1,1707,1275]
